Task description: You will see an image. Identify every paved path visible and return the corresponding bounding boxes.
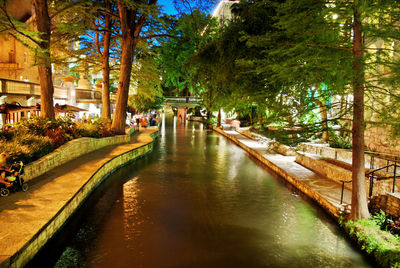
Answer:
[0,127,157,265]
[222,129,352,214]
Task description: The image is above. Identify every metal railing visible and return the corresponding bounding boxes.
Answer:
[366,163,400,197]
[340,179,352,204]
[365,150,400,171]
[339,162,400,203]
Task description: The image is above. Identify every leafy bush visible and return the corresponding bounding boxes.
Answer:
[203,117,216,127]
[0,116,115,165]
[16,117,52,136]
[46,129,67,147]
[26,136,54,160]
[75,118,112,138]
[16,117,77,138]
[93,119,113,137]
[13,117,112,139]
[344,219,400,267]
[0,128,15,141]
[252,127,310,147]
[329,133,352,149]
[0,134,54,164]
[371,210,393,231]
[76,122,99,138]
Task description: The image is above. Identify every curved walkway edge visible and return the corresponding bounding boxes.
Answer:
[0,127,159,268]
[211,126,352,221]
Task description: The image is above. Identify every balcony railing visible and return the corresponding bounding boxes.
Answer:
[0,78,108,102]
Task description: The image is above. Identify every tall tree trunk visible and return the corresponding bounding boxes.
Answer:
[112,0,147,134]
[350,5,370,220]
[101,0,111,119]
[111,35,136,134]
[34,0,55,119]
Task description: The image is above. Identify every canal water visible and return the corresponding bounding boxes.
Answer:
[49,113,370,267]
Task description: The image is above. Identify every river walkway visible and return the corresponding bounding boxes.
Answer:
[0,127,158,267]
[212,127,352,219]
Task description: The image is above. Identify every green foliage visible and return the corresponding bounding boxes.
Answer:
[15,117,77,138]
[76,118,113,138]
[0,134,54,164]
[76,123,100,138]
[371,210,393,232]
[203,117,216,127]
[252,126,311,147]
[157,10,217,97]
[188,106,203,116]
[344,219,400,268]
[129,45,164,112]
[329,133,352,149]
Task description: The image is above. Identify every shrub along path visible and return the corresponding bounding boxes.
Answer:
[0,127,158,266]
[213,127,352,219]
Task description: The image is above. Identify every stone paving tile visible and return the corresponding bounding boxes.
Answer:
[222,129,352,209]
[0,127,157,263]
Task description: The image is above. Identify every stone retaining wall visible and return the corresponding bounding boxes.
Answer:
[271,142,296,156]
[296,152,353,188]
[298,143,352,163]
[3,131,158,268]
[299,142,398,172]
[370,193,400,218]
[24,128,136,182]
[296,152,400,196]
[236,128,256,140]
[365,124,400,157]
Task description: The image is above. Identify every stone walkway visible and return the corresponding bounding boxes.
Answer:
[220,129,352,217]
[0,127,158,266]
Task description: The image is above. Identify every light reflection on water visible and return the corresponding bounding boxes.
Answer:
[54,113,371,268]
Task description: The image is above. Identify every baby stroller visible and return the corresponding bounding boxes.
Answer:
[0,161,28,197]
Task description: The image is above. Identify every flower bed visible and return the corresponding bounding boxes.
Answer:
[0,117,114,165]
